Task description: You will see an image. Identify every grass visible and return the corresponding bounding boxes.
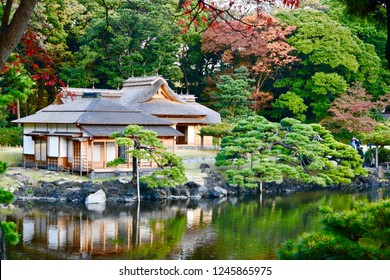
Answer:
[0,147,22,167]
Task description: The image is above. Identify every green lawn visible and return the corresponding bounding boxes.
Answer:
[0,147,22,167]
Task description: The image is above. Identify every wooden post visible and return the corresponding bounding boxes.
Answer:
[103,141,107,168]
[376,145,379,169]
[91,141,94,170]
[79,141,82,178]
[172,138,176,154]
[200,135,204,150]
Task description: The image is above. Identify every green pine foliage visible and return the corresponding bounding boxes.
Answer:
[278,199,390,260]
[0,188,13,204]
[216,116,365,189]
[213,67,255,122]
[110,125,186,188]
[199,123,233,138]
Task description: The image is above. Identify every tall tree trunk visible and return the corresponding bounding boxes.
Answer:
[0,0,38,70]
[132,156,138,186]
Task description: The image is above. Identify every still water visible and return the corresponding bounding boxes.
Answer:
[4,188,390,260]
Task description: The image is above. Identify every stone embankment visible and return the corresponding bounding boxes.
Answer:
[8,164,390,204]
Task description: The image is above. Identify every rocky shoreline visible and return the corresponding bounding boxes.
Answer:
[8,164,390,204]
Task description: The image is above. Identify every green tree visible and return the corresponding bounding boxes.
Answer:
[274,8,382,121]
[110,125,187,190]
[324,0,390,98]
[0,54,34,107]
[278,199,390,260]
[333,0,390,70]
[216,116,366,191]
[271,91,308,121]
[213,67,255,122]
[61,0,183,88]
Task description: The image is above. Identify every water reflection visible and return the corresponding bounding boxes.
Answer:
[5,188,390,260]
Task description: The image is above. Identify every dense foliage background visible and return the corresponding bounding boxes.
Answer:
[0,0,389,136]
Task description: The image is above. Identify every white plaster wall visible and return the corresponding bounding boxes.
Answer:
[23,124,34,133]
[35,124,48,131]
[93,143,101,161]
[59,137,67,157]
[188,125,195,144]
[67,125,81,133]
[67,140,73,162]
[48,136,59,157]
[57,124,67,132]
[23,136,35,155]
[106,142,116,162]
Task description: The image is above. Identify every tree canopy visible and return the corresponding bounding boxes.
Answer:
[110,125,187,188]
[1,0,390,147]
[278,199,390,260]
[216,116,366,190]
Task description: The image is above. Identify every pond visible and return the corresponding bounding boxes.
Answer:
[4,188,390,260]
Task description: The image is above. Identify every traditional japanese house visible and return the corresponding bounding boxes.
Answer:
[13,76,221,174]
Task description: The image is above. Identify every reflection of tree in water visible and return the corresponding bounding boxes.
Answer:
[5,189,390,260]
[190,191,388,260]
[124,213,187,260]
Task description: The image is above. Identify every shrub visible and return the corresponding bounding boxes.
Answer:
[0,161,7,175]
[0,188,14,204]
[106,158,127,167]
[0,127,23,146]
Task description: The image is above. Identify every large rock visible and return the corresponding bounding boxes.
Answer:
[85,189,106,204]
[86,203,106,213]
[209,186,227,198]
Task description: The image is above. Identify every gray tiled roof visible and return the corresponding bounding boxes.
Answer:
[14,98,173,126]
[129,99,207,116]
[13,76,221,128]
[120,79,184,104]
[82,125,183,137]
[120,78,219,120]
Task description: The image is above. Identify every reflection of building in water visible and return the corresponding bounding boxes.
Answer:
[186,208,213,229]
[16,206,214,258]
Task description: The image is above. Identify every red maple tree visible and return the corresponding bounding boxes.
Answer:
[324,83,390,133]
[201,13,298,111]
[19,29,65,110]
